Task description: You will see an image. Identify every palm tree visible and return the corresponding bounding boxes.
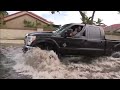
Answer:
[79,11,87,24]
[79,11,94,24]
[0,11,8,27]
[91,11,95,24]
[51,11,59,14]
[95,18,104,26]
[51,11,96,25]
[0,11,8,16]
[51,11,90,24]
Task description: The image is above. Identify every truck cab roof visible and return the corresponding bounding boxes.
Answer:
[65,23,102,28]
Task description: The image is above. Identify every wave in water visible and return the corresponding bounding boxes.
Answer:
[1,46,120,79]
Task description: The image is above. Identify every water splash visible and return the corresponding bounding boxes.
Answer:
[1,46,120,79]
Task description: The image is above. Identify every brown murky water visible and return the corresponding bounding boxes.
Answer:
[0,45,120,79]
[0,45,32,79]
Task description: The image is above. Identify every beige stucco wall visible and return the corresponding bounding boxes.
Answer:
[0,29,37,39]
[105,35,120,40]
[115,29,120,33]
[4,14,48,29]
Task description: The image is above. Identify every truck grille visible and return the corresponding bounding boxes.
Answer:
[24,36,32,45]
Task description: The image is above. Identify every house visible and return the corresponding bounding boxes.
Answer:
[0,11,60,40]
[114,28,120,33]
[104,24,120,33]
[2,11,55,31]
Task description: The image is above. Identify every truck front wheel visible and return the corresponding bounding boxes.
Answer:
[37,43,63,58]
[44,45,53,51]
[37,43,54,51]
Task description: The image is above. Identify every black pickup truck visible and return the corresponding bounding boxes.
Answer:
[22,23,120,58]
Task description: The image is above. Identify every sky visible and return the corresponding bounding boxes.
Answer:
[7,11,120,26]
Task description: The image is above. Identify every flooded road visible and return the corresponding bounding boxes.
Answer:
[0,45,31,79]
[0,53,31,79]
[0,44,120,79]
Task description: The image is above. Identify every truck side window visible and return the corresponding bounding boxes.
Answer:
[70,25,83,37]
[87,26,101,39]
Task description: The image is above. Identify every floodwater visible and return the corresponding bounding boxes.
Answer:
[0,46,31,79]
[0,45,120,79]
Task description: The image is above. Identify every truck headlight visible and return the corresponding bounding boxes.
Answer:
[25,33,29,37]
[25,36,36,45]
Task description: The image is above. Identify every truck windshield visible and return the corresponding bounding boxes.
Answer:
[53,24,71,35]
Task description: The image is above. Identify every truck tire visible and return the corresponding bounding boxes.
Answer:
[45,45,54,51]
[39,44,53,51]
[37,43,63,58]
[111,52,120,58]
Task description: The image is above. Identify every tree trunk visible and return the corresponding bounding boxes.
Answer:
[91,11,95,24]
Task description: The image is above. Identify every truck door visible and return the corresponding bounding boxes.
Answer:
[53,25,105,56]
[57,25,88,55]
[83,26,105,55]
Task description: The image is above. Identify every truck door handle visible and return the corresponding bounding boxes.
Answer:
[101,41,103,43]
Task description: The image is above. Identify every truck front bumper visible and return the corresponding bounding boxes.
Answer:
[22,45,33,53]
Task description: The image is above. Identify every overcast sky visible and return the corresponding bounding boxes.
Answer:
[7,11,120,26]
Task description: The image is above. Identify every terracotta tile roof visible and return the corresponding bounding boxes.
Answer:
[4,11,53,25]
[104,24,120,32]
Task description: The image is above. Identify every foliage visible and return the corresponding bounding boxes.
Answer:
[51,11,97,25]
[51,11,59,14]
[0,11,8,27]
[43,24,55,31]
[0,11,8,18]
[36,20,41,25]
[95,18,104,26]
[24,19,33,27]
[79,11,97,25]
[79,11,92,24]
[23,19,42,28]
[23,19,54,30]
